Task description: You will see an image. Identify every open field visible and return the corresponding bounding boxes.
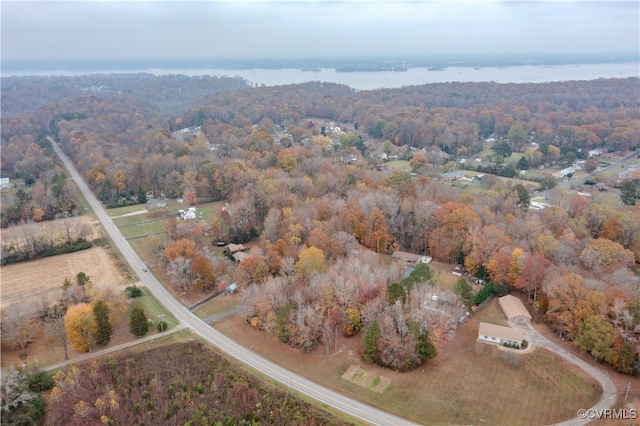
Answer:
[385,159,411,170]
[1,247,127,310]
[213,297,601,425]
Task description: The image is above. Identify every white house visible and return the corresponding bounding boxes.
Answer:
[178,207,197,220]
[478,322,524,347]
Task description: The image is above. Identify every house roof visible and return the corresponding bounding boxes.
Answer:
[478,322,524,342]
[498,295,532,320]
[225,243,246,253]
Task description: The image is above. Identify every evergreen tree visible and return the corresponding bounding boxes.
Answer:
[514,184,530,209]
[453,278,474,308]
[620,180,637,205]
[363,319,381,363]
[130,306,148,337]
[92,300,113,347]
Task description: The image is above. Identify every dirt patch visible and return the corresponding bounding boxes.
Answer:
[1,247,128,310]
[341,365,391,393]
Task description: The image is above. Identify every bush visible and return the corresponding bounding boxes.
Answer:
[27,368,54,392]
[157,321,168,333]
[125,285,143,298]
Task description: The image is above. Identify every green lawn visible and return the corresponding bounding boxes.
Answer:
[106,203,148,217]
[191,294,242,320]
[385,160,411,170]
[118,221,166,239]
[127,287,179,331]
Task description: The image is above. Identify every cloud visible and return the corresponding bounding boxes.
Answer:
[1,1,638,62]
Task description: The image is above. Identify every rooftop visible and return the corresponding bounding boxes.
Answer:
[478,322,524,342]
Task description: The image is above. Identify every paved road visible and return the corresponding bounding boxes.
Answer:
[512,322,617,426]
[51,138,416,426]
[559,150,640,189]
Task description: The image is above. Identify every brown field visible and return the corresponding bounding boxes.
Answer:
[1,246,129,310]
[213,297,603,425]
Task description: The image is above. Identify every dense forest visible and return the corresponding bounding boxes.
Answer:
[1,74,640,374]
[3,341,351,426]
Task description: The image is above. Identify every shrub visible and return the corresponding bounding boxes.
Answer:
[157,321,168,333]
[125,285,143,298]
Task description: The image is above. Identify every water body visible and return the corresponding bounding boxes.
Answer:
[4,62,638,90]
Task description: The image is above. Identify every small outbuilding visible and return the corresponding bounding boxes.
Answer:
[498,294,532,324]
[226,283,238,295]
[478,322,524,348]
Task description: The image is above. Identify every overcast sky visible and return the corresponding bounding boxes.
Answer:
[2,1,638,63]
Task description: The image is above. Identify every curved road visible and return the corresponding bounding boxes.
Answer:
[50,138,415,426]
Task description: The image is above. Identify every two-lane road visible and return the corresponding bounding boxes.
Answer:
[50,138,415,426]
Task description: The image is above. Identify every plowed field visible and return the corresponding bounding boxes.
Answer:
[1,247,126,309]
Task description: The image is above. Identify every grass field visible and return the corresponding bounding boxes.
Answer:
[385,160,411,170]
[213,297,601,425]
[191,293,242,319]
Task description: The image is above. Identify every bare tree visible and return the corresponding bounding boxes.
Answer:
[1,302,39,356]
[43,303,69,360]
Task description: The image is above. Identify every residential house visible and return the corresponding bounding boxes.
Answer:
[232,251,250,264]
[0,177,10,192]
[197,221,214,237]
[224,243,247,257]
[178,207,197,220]
[441,171,466,181]
[477,322,524,347]
[498,294,532,323]
[147,198,166,209]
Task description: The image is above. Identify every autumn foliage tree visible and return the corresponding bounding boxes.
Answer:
[164,238,198,262]
[429,202,480,263]
[294,247,326,278]
[64,303,97,353]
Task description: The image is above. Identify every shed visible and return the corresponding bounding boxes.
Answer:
[478,322,524,347]
[498,295,532,323]
[226,283,238,295]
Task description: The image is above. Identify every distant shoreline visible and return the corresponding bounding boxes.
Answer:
[3,54,638,75]
[2,62,638,91]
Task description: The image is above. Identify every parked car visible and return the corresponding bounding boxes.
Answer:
[216,241,226,247]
